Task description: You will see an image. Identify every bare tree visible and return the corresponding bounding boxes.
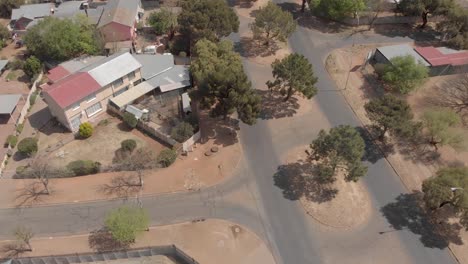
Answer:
[14,226,34,251]
[26,157,57,195]
[433,75,468,115]
[110,148,157,188]
[368,0,386,30]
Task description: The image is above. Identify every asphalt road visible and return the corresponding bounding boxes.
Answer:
[0,3,458,264]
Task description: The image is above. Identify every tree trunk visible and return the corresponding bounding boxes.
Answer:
[378,126,387,141]
[301,0,306,12]
[429,136,439,151]
[25,242,32,251]
[41,179,50,195]
[421,11,428,28]
[137,171,143,187]
[264,31,270,46]
[284,87,294,101]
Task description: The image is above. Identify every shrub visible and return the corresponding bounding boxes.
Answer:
[5,135,17,147]
[16,123,23,134]
[17,137,38,156]
[16,166,27,176]
[121,139,137,153]
[23,56,42,79]
[98,119,110,126]
[171,122,194,143]
[179,51,187,57]
[157,149,177,168]
[79,122,93,138]
[123,112,138,129]
[67,160,101,176]
[9,59,24,70]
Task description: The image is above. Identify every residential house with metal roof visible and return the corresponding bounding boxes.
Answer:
[97,0,143,44]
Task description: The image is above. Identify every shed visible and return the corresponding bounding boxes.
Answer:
[375,44,430,66]
[0,60,8,74]
[0,94,22,115]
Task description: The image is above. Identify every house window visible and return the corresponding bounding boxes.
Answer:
[71,103,80,111]
[128,71,136,80]
[114,85,128,97]
[85,94,96,103]
[111,78,123,88]
[70,114,82,131]
[133,79,142,86]
[86,102,102,117]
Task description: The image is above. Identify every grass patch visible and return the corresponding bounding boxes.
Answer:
[6,71,17,81]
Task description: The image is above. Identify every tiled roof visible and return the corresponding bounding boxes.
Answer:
[43,72,101,109]
[415,47,468,66]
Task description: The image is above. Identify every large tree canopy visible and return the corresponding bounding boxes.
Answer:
[398,0,455,28]
[422,166,468,229]
[310,125,368,182]
[266,53,317,101]
[309,0,366,20]
[437,7,468,49]
[0,0,23,18]
[422,108,465,151]
[192,39,261,125]
[250,2,296,46]
[178,0,239,43]
[147,8,178,37]
[24,15,102,62]
[381,55,429,94]
[105,206,149,244]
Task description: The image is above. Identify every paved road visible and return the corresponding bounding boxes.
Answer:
[0,3,457,264]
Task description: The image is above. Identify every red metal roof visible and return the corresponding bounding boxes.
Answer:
[43,72,101,109]
[415,47,468,67]
[47,66,70,83]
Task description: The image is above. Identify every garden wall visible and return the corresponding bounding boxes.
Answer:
[182,130,201,152]
[17,73,42,125]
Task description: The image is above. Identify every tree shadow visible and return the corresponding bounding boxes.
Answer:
[227,0,255,8]
[273,161,338,203]
[88,228,130,252]
[12,151,29,162]
[199,110,239,147]
[98,174,141,199]
[258,90,300,120]
[355,126,395,164]
[234,36,280,58]
[1,243,30,258]
[372,23,441,44]
[380,192,463,249]
[15,181,48,207]
[276,2,350,33]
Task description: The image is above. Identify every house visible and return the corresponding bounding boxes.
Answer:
[97,0,143,44]
[374,44,468,76]
[10,1,105,31]
[42,52,143,131]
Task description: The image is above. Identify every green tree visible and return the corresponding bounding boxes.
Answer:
[250,2,296,46]
[178,0,239,43]
[422,166,468,228]
[0,0,23,18]
[105,206,149,244]
[171,122,194,143]
[79,122,93,138]
[398,0,455,28]
[0,23,10,41]
[23,56,41,79]
[121,139,137,153]
[309,0,366,20]
[17,137,38,156]
[24,15,102,62]
[437,7,468,49]
[123,112,138,129]
[266,53,318,101]
[422,108,465,151]
[157,149,177,168]
[147,8,178,37]
[310,125,368,182]
[192,39,261,125]
[381,55,428,94]
[364,95,420,140]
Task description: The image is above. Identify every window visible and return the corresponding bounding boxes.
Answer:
[70,114,82,131]
[133,79,142,86]
[114,85,128,97]
[86,102,102,117]
[70,103,80,111]
[128,71,136,80]
[85,94,96,103]
[111,78,123,88]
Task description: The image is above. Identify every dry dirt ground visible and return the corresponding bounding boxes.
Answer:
[326,44,468,263]
[0,219,275,264]
[4,110,241,207]
[282,146,372,229]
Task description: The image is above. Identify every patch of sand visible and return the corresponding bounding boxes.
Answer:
[283,146,372,229]
[0,219,275,264]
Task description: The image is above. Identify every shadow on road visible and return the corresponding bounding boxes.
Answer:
[273,161,338,203]
[234,36,280,58]
[89,228,130,252]
[258,90,300,120]
[380,192,463,249]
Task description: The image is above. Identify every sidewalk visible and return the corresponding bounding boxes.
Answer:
[0,219,275,264]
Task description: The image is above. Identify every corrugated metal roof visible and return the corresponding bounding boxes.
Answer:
[111,81,153,108]
[0,94,21,114]
[415,46,468,66]
[125,104,144,119]
[47,66,70,83]
[377,44,430,67]
[146,65,190,92]
[97,0,140,28]
[60,55,105,74]
[84,52,141,87]
[133,54,174,80]
[11,3,51,20]
[43,72,101,109]
[0,60,8,72]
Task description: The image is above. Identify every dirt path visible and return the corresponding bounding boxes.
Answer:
[0,219,275,264]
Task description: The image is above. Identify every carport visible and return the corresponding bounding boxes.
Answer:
[0,94,22,124]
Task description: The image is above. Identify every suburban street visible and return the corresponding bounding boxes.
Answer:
[0,1,458,264]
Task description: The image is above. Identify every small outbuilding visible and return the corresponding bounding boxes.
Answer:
[0,94,22,123]
[0,60,8,75]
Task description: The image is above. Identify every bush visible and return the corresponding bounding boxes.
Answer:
[16,123,23,134]
[123,112,138,129]
[15,165,27,176]
[79,122,93,138]
[9,59,24,70]
[23,56,42,79]
[157,149,177,168]
[121,139,137,153]
[171,122,194,143]
[98,119,110,126]
[179,51,187,57]
[17,137,38,156]
[67,160,101,176]
[5,135,17,147]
